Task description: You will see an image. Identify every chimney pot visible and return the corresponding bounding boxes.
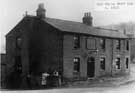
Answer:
[82,12,93,26]
[39,3,44,9]
[36,3,46,18]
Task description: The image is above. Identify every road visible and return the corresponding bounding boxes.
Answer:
[1,63,135,93]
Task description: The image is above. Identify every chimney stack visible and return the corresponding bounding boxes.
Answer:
[36,3,46,18]
[82,12,93,26]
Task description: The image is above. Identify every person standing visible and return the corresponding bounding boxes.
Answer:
[41,72,49,88]
[26,74,32,89]
[53,70,61,87]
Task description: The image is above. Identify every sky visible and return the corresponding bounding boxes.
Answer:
[0,0,135,53]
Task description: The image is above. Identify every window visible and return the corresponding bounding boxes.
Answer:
[73,36,80,49]
[73,57,80,72]
[126,40,129,51]
[100,38,105,50]
[115,57,120,69]
[126,57,129,69]
[116,40,121,50]
[100,57,105,70]
[86,38,96,49]
[15,56,22,73]
[16,37,22,49]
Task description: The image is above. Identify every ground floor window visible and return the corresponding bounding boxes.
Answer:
[115,57,120,69]
[100,57,105,70]
[15,56,22,73]
[126,57,129,69]
[73,57,80,72]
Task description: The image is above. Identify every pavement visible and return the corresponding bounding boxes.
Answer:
[1,63,135,93]
[62,63,135,88]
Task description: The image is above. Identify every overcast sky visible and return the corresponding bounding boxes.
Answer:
[0,0,135,53]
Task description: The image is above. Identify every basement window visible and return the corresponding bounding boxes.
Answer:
[126,57,129,69]
[73,35,80,49]
[100,57,105,70]
[116,40,121,50]
[100,38,106,50]
[73,57,80,72]
[115,57,120,69]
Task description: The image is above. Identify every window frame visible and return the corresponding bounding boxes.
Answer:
[100,38,106,50]
[73,35,80,49]
[116,40,121,50]
[100,56,106,70]
[16,36,22,49]
[115,57,121,69]
[126,40,129,51]
[126,57,129,69]
[73,57,80,72]
[15,56,22,73]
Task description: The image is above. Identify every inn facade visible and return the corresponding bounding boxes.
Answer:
[6,4,130,85]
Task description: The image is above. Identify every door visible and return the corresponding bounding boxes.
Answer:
[87,57,95,77]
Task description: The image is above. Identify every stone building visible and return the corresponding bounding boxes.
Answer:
[127,34,135,63]
[0,53,6,88]
[131,38,135,63]
[5,4,130,87]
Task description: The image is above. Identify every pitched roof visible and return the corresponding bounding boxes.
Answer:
[6,15,128,38]
[44,17,127,38]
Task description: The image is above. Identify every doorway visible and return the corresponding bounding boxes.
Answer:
[87,57,95,77]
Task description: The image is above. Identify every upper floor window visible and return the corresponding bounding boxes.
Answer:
[126,40,129,51]
[115,57,120,69]
[100,38,106,50]
[126,57,129,69]
[73,35,80,49]
[100,57,105,70]
[116,40,121,50]
[86,38,96,49]
[73,57,80,72]
[16,37,22,49]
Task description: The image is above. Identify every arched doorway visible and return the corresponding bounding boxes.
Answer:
[87,57,95,78]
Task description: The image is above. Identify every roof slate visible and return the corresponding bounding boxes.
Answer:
[6,15,128,38]
[44,17,127,38]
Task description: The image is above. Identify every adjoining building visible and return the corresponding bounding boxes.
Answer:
[126,34,135,63]
[6,3,131,86]
[0,53,7,88]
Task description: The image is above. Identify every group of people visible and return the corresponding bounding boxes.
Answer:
[41,70,61,88]
[26,70,61,89]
